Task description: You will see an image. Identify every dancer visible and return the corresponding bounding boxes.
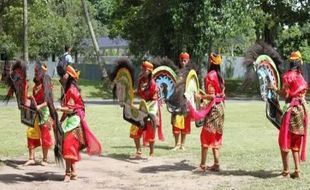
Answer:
[24,62,53,166]
[171,52,192,150]
[57,65,102,182]
[269,51,308,178]
[130,61,164,159]
[193,52,225,172]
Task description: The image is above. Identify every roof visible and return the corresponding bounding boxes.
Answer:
[81,37,129,49]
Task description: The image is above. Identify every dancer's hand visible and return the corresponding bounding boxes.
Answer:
[268,83,277,91]
[56,105,62,111]
[194,92,201,100]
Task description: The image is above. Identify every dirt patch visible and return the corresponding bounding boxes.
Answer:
[0,154,255,190]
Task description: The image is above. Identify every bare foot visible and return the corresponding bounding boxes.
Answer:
[129,152,144,160]
[24,159,36,166]
[192,165,206,173]
[206,164,220,172]
[40,160,48,166]
[64,173,71,182]
[171,145,180,151]
[70,172,78,180]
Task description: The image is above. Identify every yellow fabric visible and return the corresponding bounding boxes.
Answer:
[210,53,222,65]
[174,115,185,129]
[27,117,40,139]
[289,51,302,61]
[130,125,139,136]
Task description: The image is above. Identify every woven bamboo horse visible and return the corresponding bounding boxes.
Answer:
[2,60,64,163]
[110,59,155,128]
[244,42,284,129]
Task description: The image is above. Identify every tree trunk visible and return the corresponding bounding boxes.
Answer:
[23,0,29,64]
[81,0,107,77]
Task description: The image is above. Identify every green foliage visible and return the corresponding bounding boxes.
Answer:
[108,0,255,61]
[0,0,105,59]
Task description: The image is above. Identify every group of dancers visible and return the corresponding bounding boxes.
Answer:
[3,44,308,182]
[119,49,308,179]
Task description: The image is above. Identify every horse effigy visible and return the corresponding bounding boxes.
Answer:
[244,41,284,129]
[2,60,63,164]
[111,59,165,158]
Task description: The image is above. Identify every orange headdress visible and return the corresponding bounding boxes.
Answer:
[289,51,303,64]
[142,61,154,71]
[210,52,222,65]
[66,65,80,80]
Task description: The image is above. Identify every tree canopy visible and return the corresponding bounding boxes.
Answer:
[1,0,310,62]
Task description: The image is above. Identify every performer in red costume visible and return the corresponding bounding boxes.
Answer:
[24,63,53,166]
[171,52,192,151]
[193,52,225,172]
[57,65,102,182]
[130,61,164,159]
[270,51,308,178]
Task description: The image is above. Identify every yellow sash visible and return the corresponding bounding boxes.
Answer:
[130,125,139,136]
[174,115,185,129]
[26,117,40,139]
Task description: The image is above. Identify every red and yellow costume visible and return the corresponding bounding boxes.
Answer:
[27,81,53,149]
[200,70,225,148]
[171,115,191,135]
[279,69,308,161]
[62,66,101,163]
[130,61,164,143]
[171,52,191,136]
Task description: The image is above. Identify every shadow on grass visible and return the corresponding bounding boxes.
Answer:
[195,169,280,179]
[139,160,196,173]
[111,145,172,150]
[0,172,63,184]
[0,159,25,170]
[104,153,140,164]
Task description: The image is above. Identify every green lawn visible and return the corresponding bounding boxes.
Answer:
[0,78,259,101]
[0,101,310,189]
[0,78,113,100]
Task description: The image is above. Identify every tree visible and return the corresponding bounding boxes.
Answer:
[108,0,255,62]
[0,0,104,60]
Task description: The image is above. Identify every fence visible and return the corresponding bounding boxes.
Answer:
[2,58,310,83]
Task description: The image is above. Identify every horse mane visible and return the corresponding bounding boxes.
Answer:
[166,61,200,114]
[151,56,178,70]
[244,41,284,73]
[110,58,135,100]
[4,60,27,102]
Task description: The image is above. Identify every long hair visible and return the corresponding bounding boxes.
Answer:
[289,60,303,74]
[208,64,224,91]
[65,75,80,93]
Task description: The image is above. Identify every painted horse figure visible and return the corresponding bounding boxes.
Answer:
[244,41,284,129]
[110,59,151,128]
[2,60,64,163]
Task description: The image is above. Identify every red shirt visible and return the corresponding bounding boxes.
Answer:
[282,70,308,98]
[137,76,158,101]
[33,83,45,104]
[204,70,224,95]
[63,84,84,110]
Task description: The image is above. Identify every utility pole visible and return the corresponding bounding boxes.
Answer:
[23,0,29,64]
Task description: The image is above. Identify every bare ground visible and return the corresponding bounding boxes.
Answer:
[0,153,274,190]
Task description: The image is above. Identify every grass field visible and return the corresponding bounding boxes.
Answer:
[0,78,113,100]
[0,101,310,189]
[0,78,260,101]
